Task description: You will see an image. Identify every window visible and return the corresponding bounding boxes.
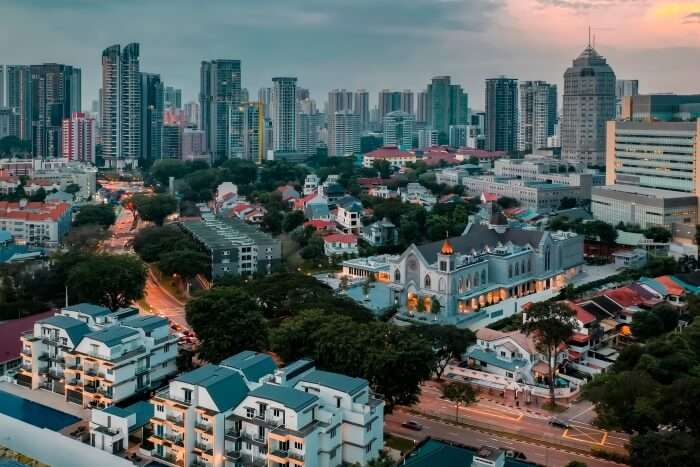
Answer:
[438,277,446,292]
[481,270,486,284]
[156,404,164,413]
[294,441,303,450]
[183,388,192,404]
[246,408,255,418]
[394,269,401,282]
[273,408,281,417]
[330,427,337,438]
[164,344,171,353]
[366,440,374,453]
[424,274,431,289]
[515,262,519,275]
[508,264,513,278]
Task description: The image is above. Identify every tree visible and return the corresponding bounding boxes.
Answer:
[521,302,577,405]
[133,225,199,262]
[415,295,425,313]
[629,431,699,467]
[64,183,81,195]
[426,215,450,241]
[67,254,147,311]
[564,462,587,467]
[373,159,392,179]
[441,382,477,422]
[430,296,442,315]
[416,325,475,378]
[29,187,46,202]
[262,210,282,235]
[282,210,305,233]
[362,277,372,298]
[159,249,210,286]
[64,225,109,251]
[496,196,519,209]
[643,226,672,243]
[74,204,116,227]
[186,287,268,362]
[132,193,177,226]
[631,304,679,341]
[558,197,578,210]
[0,136,31,156]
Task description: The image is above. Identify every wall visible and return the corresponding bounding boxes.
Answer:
[0,413,134,467]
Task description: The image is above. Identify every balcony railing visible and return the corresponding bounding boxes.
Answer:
[190,460,206,467]
[20,363,32,372]
[166,414,185,426]
[20,348,32,357]
[84,367,99,377]
[67,362,82,370]
[164,433,184,445]
[156,387,192,406]
[226,450,242,461]
[271,449,288,459]
[288,451,305,462]
[195,421,212,433]
[38,367,49,375]
[193,442,211,452]
[135,366,149,376]
[152,452,179,465]
[37,353,50,361]
[225,428,242,440]
[84,384,98,394]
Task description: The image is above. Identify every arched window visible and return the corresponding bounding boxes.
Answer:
[515,262,520,275]
[474,273,480,287]
[438,277,446,292]
[481,270,486,284]
[527,258,532,273]
[394,269,401,282]
[508,264,513,278]
[545,247,551,271]
[522,260,527,275]
[424,274,431,289]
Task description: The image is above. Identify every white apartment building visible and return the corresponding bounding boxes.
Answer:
[17,304,178,408]
[334,196,363,234]
[149,351,384,467]
[399,183,437,211]
[494,157,593,198]
[303,174,320,195]
[0,200,72,246]
[328,111,360,157]
[362,147,416,169]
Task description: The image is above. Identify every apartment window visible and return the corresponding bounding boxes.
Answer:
[294,441,303,450]
[156,404,164,413]
[329,427,337,438]
[183,388,192,404]
[246,408,255,418]
[107,368,113,375]
[162,362,168,368]
[273,408,281,417]
[365,441,374,453]
[366,423,371,432]
[335,397,341,408]
[164,344,171,353]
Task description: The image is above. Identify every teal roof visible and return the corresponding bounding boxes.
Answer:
[467,349,528,372]
[220,351,277,383]
[85,326,139,347]
[122,315,168,333]
[39,315,90,345]
[0,244,45,263]
[176,364,249,412]
[103,401,153,430]
[65,303,111,318]
[639,277,668,296]
[299,370,367,396]
[0,230,13,243]
[403,439,535,467]
[249,384,318,412]
[615,230,646,247]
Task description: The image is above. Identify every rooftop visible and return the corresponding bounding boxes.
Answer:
[64,303,111,318]
[39,315,91,345]
[181,216,276,250]
[84,326,140,347]
[299,369,368,396]
[220,351,278,383]
[121,315,168,333]
[402,439,535,467]
[175,364,250,412]
[249,384,318,412]
[102,400,154,430]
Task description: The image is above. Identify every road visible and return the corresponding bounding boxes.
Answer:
[386,411,624,467]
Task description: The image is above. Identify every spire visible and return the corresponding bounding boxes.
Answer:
[588,25,591,48]
[440,233,454,255]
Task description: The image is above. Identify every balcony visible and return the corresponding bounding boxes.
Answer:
[84,367,99,377]
[37,353,50,361]
[238,457,266,467]
[194,421,212,434]
[288,451,305,462]
[156,387,192,406]
[66,362,82,371]
[193,442,212,454]
[164,433,184,446]
[38,367,49,375]
[190,460,206,467]
[152,452,183,466]
[48,368,64,379]
[84,384,98,394]
[166,414,184,426]
[240,432,266,447]
[94,425,120,436]
[271,449,288,459]
[20,348,32,357]
[225,428,242,440]
[226,450,242,461]
[20,363,32,372]
[135,366,149,376]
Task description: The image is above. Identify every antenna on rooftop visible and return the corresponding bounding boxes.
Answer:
[588,25,591,47]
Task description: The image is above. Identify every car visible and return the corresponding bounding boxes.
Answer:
[401,420,423,431]
[505,450,527,460]
[548,417,570,429]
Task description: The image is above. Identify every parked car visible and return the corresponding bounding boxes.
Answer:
[505,450,527,460]
[548,417,570,429]
[401,420,423,431]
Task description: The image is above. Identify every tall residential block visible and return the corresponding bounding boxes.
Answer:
[164,86,182,109]
[383,111,415,150]
[328,111,360,157]
[141,72,164,161]
[101,44,142,167]
[297,112,321,157]
[184,101,200,128]
[162,124,182,160]
[328,89,353,116]
[485,76,518,153]
[200,60,242,161]
[426,76,468,141]
[416,89,429,124]
[354,89,370,131]
[0,65,4,107]
[615,79,638,119]
[62,112,96,164]
[517,80,557,152]
[561,45,616,166]
[241,101,264,163]
[272,77,297,151]
[6,65,32,141]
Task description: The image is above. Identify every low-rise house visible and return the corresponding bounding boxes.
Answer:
[17,304,178,408]
[303,174,319,195]
[367,185,395,199]
[214,182,239,213]
[225,202,267,225]
[324,233,359,257]
[304,194,331,221]
[303,219,337,234]
[612,249,647,268]
[276,185,300,204]
[148,351,384,467]
[90,401,153,455]
[361,218,398,247]
[399,183,437,210]
[318,179,346,203]
[335,196,363,234]
[363,146,416,169]
[0,200,72,246]
[466,328,539,382]
[0,174,21,195]
[0,310,54,378]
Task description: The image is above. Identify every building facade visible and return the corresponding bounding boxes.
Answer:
[485,77,518,153]
[354,89,370,131]
[6,65,33,141]
[17,304,178,408]
[382,111,415,150]
[561,46,616,166]
[101,44,142,168]
[386,215,583,320]
[615,79,638,119]
[426,76,469,141]
[328,111,360,157]
[241,102,265,163]
[162,124,182,160]
[200,60,242,161]
[272,77,298,152]
[0,200,72,246]
[141,72,164,161]
[517,81,557,153]
[620,94,700,122]
[62,112,96,164]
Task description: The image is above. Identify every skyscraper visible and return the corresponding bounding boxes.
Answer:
[400,90,414,115]
[29,63,81,159]
[241,101,264,163]
[328,110,360,157]
[258,87,273,119]
[271,77,297,151]
[164,86,182,109]
[6,65,32,141]
[354,89,370,131]
[297,111,321,157]
[383,111,415,150]
[162,124,182,159]
[0,65,5,107]
[200,60,242,161]
[426,76,469,142]
[62,112,96,163]
[101,44,142,167]
[416,90,429,124]
[561,45,616,166]
[485,76,518,153]
[615,79,638,119]
[328,89,353,116]
[517,80,557,152]
[184,101,200,128]
[141,72,164,161]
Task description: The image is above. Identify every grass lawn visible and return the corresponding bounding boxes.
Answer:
[384,433,415,453]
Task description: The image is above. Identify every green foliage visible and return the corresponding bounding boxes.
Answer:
[373,159,392,179]
[64,183,81,195]
[74,204,116,227]
[133,225,199,263]
[643,226,672,243]
[0,136,31,156]
[564,462,587,467]
[282,210,305,233]
[63,225,109,252]
[631,303,679,341]
[558,197,578,210]
[29,187,47,202]
[441,381,477,421]
[132,193,177,226]
[159,249,210,280]
[415,325,475,378]
[496,196,519,209]
[186,287,268,363]
[628,432,698,467]
[67,253,147,311]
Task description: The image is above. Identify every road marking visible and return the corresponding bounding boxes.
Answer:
[462,406,523,422]
[600,432,608,446]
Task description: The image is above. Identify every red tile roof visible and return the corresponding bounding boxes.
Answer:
[656,275,685,296]
[481,192,498,202]
[323,233,357,244]
[563,301,597,325]
[357,177,384,187]
[365,146,413,159]
[604,286,645,308]
[457,148,507,159]
[0,310,54,364]
[0,201,71,222]
[304,220,335,230]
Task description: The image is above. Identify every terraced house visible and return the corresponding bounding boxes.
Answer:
[149,351,384,467]
[17,303,178,408]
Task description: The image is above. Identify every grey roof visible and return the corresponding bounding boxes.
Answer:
[45,191,74,203]
[249,384,318,412]
[175,364,249,412]
[122,315,168,333]
[336,196,363,212]
[181,217,277,251]
[64,303,111,318]
[39,315,91,345]
[84,326,139,347]
[299,369,367,396]
[416,223,544,264]
[220,351,277,383]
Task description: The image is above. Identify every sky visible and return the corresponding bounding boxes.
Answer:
[2,0,700,110]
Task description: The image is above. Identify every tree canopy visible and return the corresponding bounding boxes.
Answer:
[74,204,116,227]
[132,193,177,226]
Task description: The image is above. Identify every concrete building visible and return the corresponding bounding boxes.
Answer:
[485,77,518,153]
[0,64,4,107]
[29,158,98,201]
[62,112,96,164]
[354,89,370,131]
[182,128,208,160]
[181,216,281,278]
[362,218,398,247]
[5,65,32,141]
[328,111,360,157]
[416,90,428,124]
[592,185,698,229]
[0,107,15,139]
[17,304,178,408]
[362,146,416,169]
[241,101,264,163]
[327,89,353,116]
[141,72,164,161]
[620,94,700,121]
[449,125,469,148]
[164,86,182,109]
[200,60,242,161]
[561,45,616,166]
[426,77,469,141]
[417,128,439,149]
[493,156,593,198]
[297,111,322,157]
[272,77,298,151]
[0,310,54,378]
[148,351,384,467]
[385,214,583,320]
[90,401,153,455]
[0,200,72,246]
[615,79,638,118]
[162,124,182,160]
[335,195,363,234]
[383,111,415,150]
[605,120,700,194]
[517,81,557,153]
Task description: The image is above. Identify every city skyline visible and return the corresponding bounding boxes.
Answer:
[3,0,700,110]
